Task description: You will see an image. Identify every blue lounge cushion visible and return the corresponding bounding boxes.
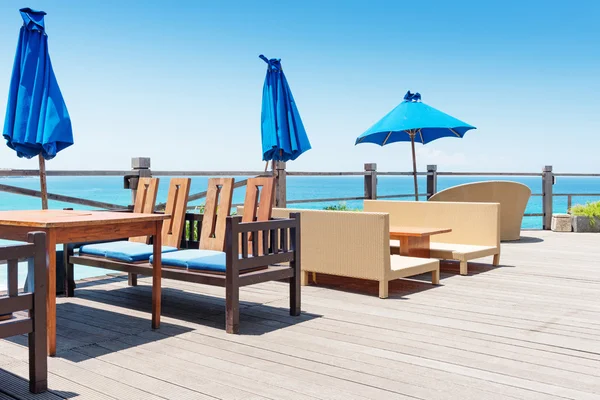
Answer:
[151,249,222,268]
[152,249,227,273]
[79,241,178,263]
[186,253,227,273]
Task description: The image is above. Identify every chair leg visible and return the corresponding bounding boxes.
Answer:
[459,261,468,276]
[312,272,317,284]
[378,280,388,299]
[290,275,301,316]
[128,273,138,286]
[29,307,47,393]
[493,254,500,266]
[28,329,47,393]
[226,281,240,334]
[431,268,440,285]
[301,271,309,286]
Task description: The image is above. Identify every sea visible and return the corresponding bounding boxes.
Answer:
[1,175,599,290]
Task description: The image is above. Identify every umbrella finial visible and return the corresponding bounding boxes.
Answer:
[259,54,282,71]
[403,91,421,102]
[19,8,47,32]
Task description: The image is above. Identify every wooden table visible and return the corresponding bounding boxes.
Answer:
[0,210,169,356]
[389,226,452,258]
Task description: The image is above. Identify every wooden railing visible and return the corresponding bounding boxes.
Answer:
[1,158,600,230]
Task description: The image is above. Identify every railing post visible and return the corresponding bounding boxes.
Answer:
[364,163,377,200]
[127,157,152,206]
[275,161,287,208]
[542,165,554,230]
[426,165,437,199]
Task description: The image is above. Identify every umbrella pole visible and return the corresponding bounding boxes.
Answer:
[38,155,49,209]
[410,133,419,201]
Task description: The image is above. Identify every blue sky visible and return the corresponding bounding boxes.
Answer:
[0,0,599,173]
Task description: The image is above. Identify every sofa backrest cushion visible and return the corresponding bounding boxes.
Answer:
[364,200,500,248]
[239,207,392,280]
[428,181,530,241]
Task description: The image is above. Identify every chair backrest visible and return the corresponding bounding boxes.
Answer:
[162,178,191,248]
[129,177,160,244]
[242,177,275,224]
[270,208,391,280]
[428,181,531,241]
[241,177,275,254]
[0,232,47,393]
[199,178,234,251]
[364,200,500,248]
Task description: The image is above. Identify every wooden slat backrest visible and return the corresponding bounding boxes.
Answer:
[129,177,159,244]
[199,178,234,251]
[241,177,275,255]
[162,178,191,248]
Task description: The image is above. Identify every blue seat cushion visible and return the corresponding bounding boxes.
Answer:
[79,241,178,263]
[152,249,227,273]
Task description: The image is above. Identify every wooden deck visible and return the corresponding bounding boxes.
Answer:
[2,231,600,400]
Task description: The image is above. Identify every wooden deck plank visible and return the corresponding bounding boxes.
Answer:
[0,392,18,400]
[118,331,410,400]
[65,284,592,400]
[62,346,218,400]
[0,342,167,400]
[151,326,540,400]
[194,312,592,400]
[214,314,561,400]
[91,338,319,400]
[2,231,600,399]
[1,360,120,400]
[245,304,600,374]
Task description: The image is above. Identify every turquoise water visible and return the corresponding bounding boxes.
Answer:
[2,175,599,289]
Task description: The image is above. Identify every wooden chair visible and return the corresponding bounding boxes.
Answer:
[154,177,234,266]
[62,177,159,294]
[159,176,274,271]
[67,178,191,286]
[157,176,300,333]
[127,177,187,283]
[199,178,234,251]
[180,176,273,256]
[241,176,275,255]
[0,232,47,393]
[128,177,160,244]
[127,177,159,284]
[69,176,300,334]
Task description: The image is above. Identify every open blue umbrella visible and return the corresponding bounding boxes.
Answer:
[259,55,310,169]
[356,91,475,200]
[3,8,73,209]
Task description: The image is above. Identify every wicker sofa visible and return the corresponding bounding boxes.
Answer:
[364,200,501,275]
[239,207,440,299]
[428,181,531,241]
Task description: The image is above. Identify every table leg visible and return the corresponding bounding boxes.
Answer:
[152,221,162,329]
[399,236,431,258]
[63,244,75,298]
[45,230,57,356]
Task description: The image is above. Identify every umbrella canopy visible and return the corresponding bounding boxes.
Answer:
[356,91,475,200]
[260,54,311,163]
[3,8,73,208]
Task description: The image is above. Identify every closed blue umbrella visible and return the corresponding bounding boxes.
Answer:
[3,8,73,209]
[356,91,475,200]
[259,55,310,167]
